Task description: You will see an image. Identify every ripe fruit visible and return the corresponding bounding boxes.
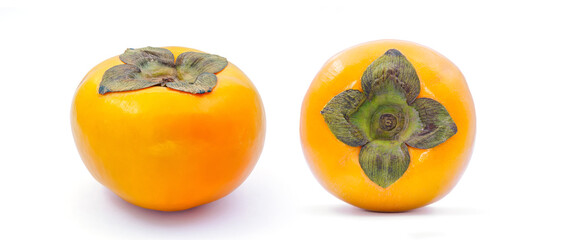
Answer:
[71,46,265,211]
[300,40,475,212]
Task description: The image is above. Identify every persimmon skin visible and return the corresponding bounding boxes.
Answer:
[300,40,475,212]
[71,47,265,211]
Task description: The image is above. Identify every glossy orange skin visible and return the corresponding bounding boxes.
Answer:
[71,47,265,211]
[300,40,475,212]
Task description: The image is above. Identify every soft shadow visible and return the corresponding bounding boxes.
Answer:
[328,204,482,217]
[72,183,277,237]
[100,188,251,228]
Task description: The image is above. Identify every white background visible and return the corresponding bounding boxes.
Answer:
[1,0,561,239]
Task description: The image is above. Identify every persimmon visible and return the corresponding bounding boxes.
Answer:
[71,46,265,211]
[300,40,475,212]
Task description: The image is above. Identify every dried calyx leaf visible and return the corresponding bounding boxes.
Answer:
[166,72,218,94]
[120,47,175,67]
[98,65,161,95]
[361,49,420,104]
[359,141,410,188]
[321,48,457,188]
[176,52,227,83]
[167,52,228,94]
[99,47,228,95]
[405,98,457,149]
[321,89,369,147]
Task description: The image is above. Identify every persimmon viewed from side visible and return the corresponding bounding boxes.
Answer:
[71,46,265,211]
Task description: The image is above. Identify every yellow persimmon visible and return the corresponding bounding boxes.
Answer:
[71,46,265,211]
[300,40,475,212]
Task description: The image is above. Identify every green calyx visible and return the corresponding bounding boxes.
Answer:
[99,47,228,95]
[321,49,457,188]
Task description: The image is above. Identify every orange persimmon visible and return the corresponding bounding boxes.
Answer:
[300,40,475,212]
[71,46,265,211]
